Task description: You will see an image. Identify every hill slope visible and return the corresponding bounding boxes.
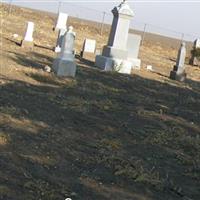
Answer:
[0,3,200,200]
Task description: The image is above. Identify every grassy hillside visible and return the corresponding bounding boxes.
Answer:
[0,3,200,200]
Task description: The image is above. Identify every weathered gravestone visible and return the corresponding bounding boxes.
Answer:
[54,28,67,53]
[81,39,96,61]
[95,0,134,74]
[54,12,68,31]
[194,38,200,49]
[170,42,187,82]
[190,38,200,66]
[127,34,141,69]
[21,21,34,49]
[52,26,77,77]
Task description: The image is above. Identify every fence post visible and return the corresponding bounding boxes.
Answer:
[100,11,106,36]
[57,1,62,13]
[141,23,147,46]
[181,33,185,42]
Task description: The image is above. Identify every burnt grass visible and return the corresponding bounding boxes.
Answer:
[1,3,200,200]
[1,65,200,200]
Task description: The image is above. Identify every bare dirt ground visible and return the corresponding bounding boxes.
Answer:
[0,3,200,200]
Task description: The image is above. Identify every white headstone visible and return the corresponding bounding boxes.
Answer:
[127,34,141,59]
[176,42,186,72]
[127,33,141,69]
[55,12,68,31]
[194,39,200,49]
[24,22,34,42]
[83,39,96,53]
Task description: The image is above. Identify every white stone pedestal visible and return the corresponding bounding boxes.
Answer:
[54,12,68,31]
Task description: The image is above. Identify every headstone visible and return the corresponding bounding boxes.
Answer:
[52,26,77,77]
[21,22,34,49]
[95,1,135,74]
[54,12,68,31]
[190,38,200,66]
[54,28,67,53]
[194,38,200,49]
[170,42,187,82]
[81,39,96,61]
[127,34,141,69]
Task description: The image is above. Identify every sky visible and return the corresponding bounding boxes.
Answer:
[3,0,200,41]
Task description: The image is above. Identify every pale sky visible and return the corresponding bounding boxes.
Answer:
[4,0,200,41]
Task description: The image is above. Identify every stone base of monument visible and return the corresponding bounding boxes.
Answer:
[95,55,132,74]
[128,58,141,70]
[52,58,76,77]
[170,70,186,82]
[21,40,34,49]
[80,51,95,62]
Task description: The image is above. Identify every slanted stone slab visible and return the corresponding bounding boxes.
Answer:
[170,42,187,82]
[81,39,96,61]
[53,26,77,77]
[21,22,34,49]
[127,34,141,69]
[54,12,68,31]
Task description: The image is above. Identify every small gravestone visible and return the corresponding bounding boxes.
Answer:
[81,39,96,61]
[21,22,34,49]
[127,34,141,70]
[54,12,68,31]
[52,26,77,77]
[170,42,187,82]
[54,28,67,53]
[190,38,200,66]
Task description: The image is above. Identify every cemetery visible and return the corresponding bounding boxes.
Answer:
[0,1,200,200]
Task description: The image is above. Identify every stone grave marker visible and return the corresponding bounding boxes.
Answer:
[81,39,96,61]
[170,42,187,82]
[21,21,34,49]
[54,28,67,53]
[95,0,134,74]
[54,12,68,31]
[194,38,200,49]
[127,34,141,69]
[53,26,77,77]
